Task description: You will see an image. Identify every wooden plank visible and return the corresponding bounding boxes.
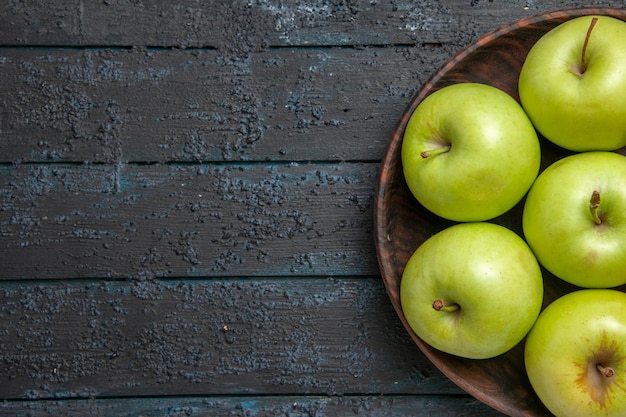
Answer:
[0,395,506,416]
[0,278,462,399]
[4,1,616,165]
[0,162,381,279]
[0,46,447,164]
[0,0,608,48]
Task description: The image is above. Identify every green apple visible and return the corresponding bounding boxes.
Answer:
[525,289,626,417]
[519,15,626,151]
[401,82,540,222]
[400,222,543,359]
[522,151,626,288]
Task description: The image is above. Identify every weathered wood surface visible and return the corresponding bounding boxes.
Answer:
[1,162,378,279]
[0,278,456,399]
[0,46,443,164]
[0,395,504,416]
[0,0,588,49]
[2,1,622,416]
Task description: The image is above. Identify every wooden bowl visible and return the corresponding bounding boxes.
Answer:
[374,7,626,417]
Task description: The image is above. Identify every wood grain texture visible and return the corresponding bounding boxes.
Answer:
[0,395,505,416]
[0,0,608,49]
[0,46,447,164]
[1,1,622,416]
[1,162,378,279]
[0,278,459,399]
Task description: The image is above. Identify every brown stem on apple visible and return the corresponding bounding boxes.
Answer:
[597,364,615,378]
[432,299,460,312]
[580,17,599,76]
[420,145,451,159]
[590,190,602,225]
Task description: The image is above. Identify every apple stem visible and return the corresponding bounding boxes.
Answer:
[420,145,451,159]
[432,299,460,312]
[580,17,599,76]
[597,364,615,378]
[590,190,602,225]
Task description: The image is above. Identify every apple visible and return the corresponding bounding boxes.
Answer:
[401,82,540,222]
[522,151,626,288]
[519,15,626,151]
[400,222,543,359]
[525,289,626,417]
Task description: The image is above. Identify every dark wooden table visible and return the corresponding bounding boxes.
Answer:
[1,1,621,416]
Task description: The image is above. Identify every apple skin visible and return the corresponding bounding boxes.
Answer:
[522,151,626,288]
[401,83,540,222]
[519,15,626,151]
[400,222,543,359]
[525,289,626,417]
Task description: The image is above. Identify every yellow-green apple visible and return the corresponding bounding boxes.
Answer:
[400,222,543,359]
[525,289,626,417]
[401,83,540,222]
[519,15,626,151]
[522,151,626,288]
